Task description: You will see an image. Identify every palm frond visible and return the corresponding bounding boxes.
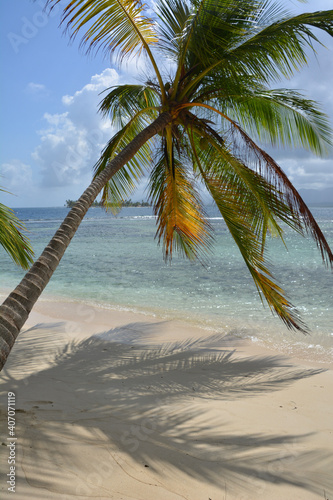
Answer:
[227,121,333,268]
[221,8,333,83]
[212,180,306,332]
[178,4,333,98]
[94,114,156,212]
[49,0,157,60]
[47,0,168,102]
[0,189,34,269]
[155,0,191,58]
[210,87,332,155]
[189,139,307,331]
[99,84,160,127]
[188,120,300,238]
[148,131,212,261]
[94,84,161,211]
[177,100,332,269]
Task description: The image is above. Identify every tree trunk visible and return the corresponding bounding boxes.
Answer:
[0,111,172,370]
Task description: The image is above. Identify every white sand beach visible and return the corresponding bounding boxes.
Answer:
[1,298,332,499]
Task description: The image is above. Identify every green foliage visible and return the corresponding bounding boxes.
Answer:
[0,187,34,269]
[65,199,152,208]
[94,84,160,213]
[53,0,333,331]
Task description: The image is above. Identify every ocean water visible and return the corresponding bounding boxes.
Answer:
[1,205,332,362]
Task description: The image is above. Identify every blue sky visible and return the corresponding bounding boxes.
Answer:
[1,0,333,207]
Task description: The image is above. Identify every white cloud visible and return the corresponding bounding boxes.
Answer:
[62,68,119,107]
[280,157,333,190]
[2,160,33,191]
[2,64,148,206]
[32,68,119,188]
[4,10,333,209]
[1,160,36,207]
[26,82,48,94]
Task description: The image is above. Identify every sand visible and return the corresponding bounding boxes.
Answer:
[0,298,332,500]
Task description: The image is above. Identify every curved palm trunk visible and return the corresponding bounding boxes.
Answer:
[0,112,172,370]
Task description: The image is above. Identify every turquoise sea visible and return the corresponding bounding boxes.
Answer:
[1,205,332,362]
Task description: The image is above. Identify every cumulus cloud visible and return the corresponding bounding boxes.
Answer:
[2,160,33,191]
[2,65,149,206]
[280,158,333,190]
[4,12,333,208]
[32,68,119,188]
[1,160,36,206]
[62,68,119,106]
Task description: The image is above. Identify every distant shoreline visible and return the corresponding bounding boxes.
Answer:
[10,203,333,210]
[65,199,152,208]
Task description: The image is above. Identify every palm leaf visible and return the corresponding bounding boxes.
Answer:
[188,137,307,331]
[231,9,333,81]
[99,84,160,127]
[177,99,332,269]
[47,0,167,102]
[0,188,34,269]
[178,3,333,98]
[49,0,157,59]
[94,115,155,212]
[225,121,333,268]
[155,0,191,58]
[148,132,212,261]
[209,175,306,331]
[187,120,298,240]
[206,85,332,155]
[94,84,160,211]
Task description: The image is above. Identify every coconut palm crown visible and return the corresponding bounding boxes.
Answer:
[57,0,333,330]
[0,0,333,370]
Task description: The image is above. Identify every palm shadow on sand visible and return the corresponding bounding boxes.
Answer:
[1,320,332,499]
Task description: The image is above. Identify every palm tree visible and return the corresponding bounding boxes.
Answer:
[0,186,34,269]
[1,0,333,370]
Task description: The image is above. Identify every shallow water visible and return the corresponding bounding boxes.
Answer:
[1,205,332,362]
